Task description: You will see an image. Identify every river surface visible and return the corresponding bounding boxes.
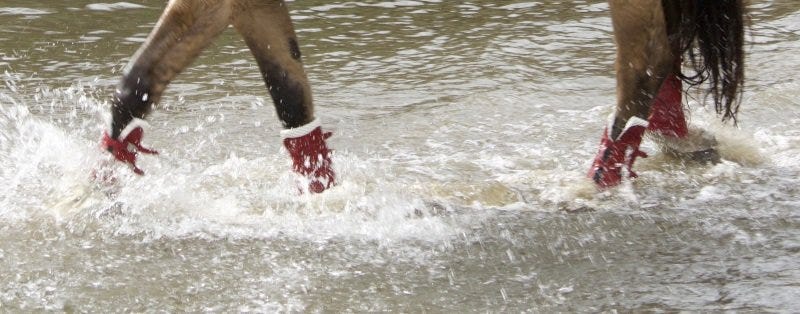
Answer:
[1,0,799,312]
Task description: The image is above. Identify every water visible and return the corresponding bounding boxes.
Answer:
[1,0,799,311]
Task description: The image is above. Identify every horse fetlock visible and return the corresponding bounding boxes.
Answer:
[114,85,152,109]
[112,71,156,123]
[262,61,310,128]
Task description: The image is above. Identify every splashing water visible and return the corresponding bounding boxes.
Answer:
[1,1,800,312]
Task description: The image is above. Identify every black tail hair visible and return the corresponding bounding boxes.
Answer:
[675,0,746,123]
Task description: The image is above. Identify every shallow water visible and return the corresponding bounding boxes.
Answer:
[1,0,799,312]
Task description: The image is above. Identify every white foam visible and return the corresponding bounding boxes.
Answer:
[0,87,463,245]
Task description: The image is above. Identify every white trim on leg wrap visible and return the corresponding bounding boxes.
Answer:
[110,118,150,140]
[280,118,321,139]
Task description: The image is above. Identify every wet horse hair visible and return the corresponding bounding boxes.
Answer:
[672,0,746,123]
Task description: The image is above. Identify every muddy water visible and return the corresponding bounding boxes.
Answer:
[1,0,799,311]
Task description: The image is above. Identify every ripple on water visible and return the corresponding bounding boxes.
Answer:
[85,2,147,12]
[0,7,53,16]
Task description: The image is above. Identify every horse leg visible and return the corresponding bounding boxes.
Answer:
[589,0,675,188]
[646,1,720,163]
[646,0,686,139]
[101,0,233,175]
[232,0,335,193]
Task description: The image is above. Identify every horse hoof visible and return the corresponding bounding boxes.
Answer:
[649,126,719,163]
[689,148,721,164]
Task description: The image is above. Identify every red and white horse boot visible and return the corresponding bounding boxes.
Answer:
[588,115,649,188]
[281,118,336,194]
[100,118,159,176]
[647,74,719,162]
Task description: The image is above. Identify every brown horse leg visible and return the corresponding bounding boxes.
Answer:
[101,0,233,175]
[231,0,313,128]
[109,0,232,137]
[647,1,719,163]
[588,0,675,188]
[232,1,335,193]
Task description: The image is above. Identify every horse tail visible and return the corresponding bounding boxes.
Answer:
[673,0,746,123]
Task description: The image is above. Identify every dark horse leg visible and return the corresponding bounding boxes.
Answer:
[232,0,313,128]
[101,0,334,193]
[231,0,334,193]
[102,0,232,175]
[588,0,676,188]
